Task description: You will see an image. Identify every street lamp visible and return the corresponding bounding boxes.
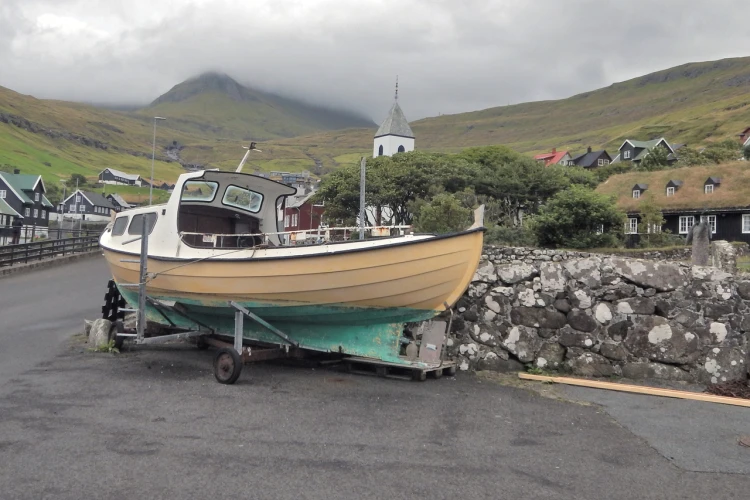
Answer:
[149,116,167,205]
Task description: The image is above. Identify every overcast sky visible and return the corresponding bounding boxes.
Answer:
[1,0,749,121]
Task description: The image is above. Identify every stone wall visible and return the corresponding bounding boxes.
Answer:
[486,246,693,266]
[449,248,750,384]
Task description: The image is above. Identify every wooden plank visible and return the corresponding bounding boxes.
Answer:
[518,373,750,408]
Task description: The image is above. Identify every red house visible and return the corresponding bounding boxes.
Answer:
[283,192,325,232]
[738,127,750,147]
[533,147,573,167]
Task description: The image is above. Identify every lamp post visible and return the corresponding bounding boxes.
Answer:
[149,116,167,205]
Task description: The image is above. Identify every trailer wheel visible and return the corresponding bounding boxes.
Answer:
[431,368,443,379]
[446,365,457,377]
[213,348,243,384]
[411,369,427,382]
[113,320,125,350]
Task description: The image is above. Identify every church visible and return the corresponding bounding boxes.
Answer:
[373,82,415,157]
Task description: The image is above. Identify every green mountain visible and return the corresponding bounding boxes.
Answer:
[275,56,750,161]
[3,56,750,201]
[143,72,374,141]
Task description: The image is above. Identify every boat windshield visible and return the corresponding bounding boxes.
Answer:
[182,181,219,202]
[222,185,263,213]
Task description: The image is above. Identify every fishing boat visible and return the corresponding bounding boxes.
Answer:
[99,167,485,370]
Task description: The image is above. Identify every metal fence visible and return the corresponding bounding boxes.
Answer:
[0,234,101,267]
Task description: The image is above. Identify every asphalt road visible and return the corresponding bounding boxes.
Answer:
[0,259,748,499]
[0,255,111,385]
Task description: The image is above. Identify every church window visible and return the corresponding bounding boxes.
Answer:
[378,145,384,156]
[397,145,405,153]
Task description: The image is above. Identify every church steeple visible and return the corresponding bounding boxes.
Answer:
[373,79,415,158]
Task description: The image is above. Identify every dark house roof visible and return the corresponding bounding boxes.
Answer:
[632,183,649,191]
[666,179,683,188]
[705,177,722,185]
[107,193,132,209]
[64,190,117,209]
[571,148,611,168]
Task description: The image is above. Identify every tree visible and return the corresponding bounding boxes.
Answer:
[675,146,708,167]
[637,145,670,171]
[413,193,471,234]
[68,173,88,187]
[638,194,665,246]
[533,185,625,249]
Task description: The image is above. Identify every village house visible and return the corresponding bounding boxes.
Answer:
[569,147,612,168]
[738,127,750,148]
[283,192,325,233]
[60,190,117,222]
[106,193,134,212]
[611,138,677,165]
[533,148,573,166]
[0,197,21,245]
[596,163,750,245]
[98,168,143,186]
[0,169,54,243]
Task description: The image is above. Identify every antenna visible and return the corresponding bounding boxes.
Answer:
[394,75,399,101]
[236,142,262,173]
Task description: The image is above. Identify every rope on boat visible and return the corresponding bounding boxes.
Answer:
[146,245,258,282]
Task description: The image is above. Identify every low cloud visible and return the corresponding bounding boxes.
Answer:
[1,0,748,121]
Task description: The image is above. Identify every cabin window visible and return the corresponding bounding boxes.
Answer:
[222,185,263,213]
[666,187,675,196]
[112,216,129,236]
[632,190,640,199]
[700,215,717,234]
[182,181,219,202]
[679,216,694,234]
[705,184,714,194]
[624,150,631,159]
[625,218,638,234]
[378,145,384,156]
[397,145,405,153]
[128,213,158,236]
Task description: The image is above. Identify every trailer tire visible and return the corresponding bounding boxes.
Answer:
[411,369,427,382]
[214,348,243,385]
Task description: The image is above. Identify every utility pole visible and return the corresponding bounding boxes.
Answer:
[359,157,366,240]
[150,116,167,205]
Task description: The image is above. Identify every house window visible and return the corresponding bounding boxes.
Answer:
[647,224,662,234]
[705,184,714,194]
[603,159,610,166]
[0,190,6,198]
[700,215,717,234]
[76,195,81,202]
[598,159,604,166]
[80,205,86,212]
[596,225,604,234]
[42,210,46,219]
[624,150,631,159]
[34,193,39,202]
[625,218,638,234]
[284,215,290,228]
[33,209,38,218]
[70,204,75,212]
[24,208,30,217]
[666,187,675,196]
[632,190,641,199]
[679,216,694,234]
[292,214,298,226]
[743,215,750,234]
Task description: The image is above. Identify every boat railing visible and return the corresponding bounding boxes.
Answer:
[179,225,414,249]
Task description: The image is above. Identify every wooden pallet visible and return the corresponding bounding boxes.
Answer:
[342,356,457,381]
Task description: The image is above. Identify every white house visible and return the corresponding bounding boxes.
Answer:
[373,94,415,158]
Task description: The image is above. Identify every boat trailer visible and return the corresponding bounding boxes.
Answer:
[101,225,456,384]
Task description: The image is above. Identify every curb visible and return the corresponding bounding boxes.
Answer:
[0,250,103,278]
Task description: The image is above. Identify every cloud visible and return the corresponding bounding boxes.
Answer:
[1,0,748,121]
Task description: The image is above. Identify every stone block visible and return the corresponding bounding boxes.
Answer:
[563,258,603,288]
[510,307,567,330]
[553,299,571,313]
[623,316,700,364]
[566,352,615,377]
[496,263,537,285]
[611,258,686,292]
[559,330,596,349]
[695,346,747,384]
[88,318,112,348]
[535,342,565,369]
[600,342,629,361]
[540,262,565,292]
[500,325,543,363]
[615,297,655,315]
[567,310,598,333]
[622,362,693,382]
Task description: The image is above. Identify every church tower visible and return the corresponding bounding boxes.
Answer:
[373,78,415,157]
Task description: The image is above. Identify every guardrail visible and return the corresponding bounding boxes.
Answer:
[0,235,100,267]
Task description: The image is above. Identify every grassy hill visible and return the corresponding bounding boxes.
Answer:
[4,56,750,194]
[273,56,750,164]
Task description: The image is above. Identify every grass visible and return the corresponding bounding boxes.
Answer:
[88,340,119,354]
[738,255,750,271]
[585,245,689,254]
[596,162,750,212]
